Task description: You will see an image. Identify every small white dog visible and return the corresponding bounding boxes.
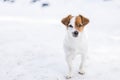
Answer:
[61,14,89,79]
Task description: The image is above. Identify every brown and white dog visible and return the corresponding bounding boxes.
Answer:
[61,14,89,79]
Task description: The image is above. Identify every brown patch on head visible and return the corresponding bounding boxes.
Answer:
[75,15,89,32]
[61,15,73,27]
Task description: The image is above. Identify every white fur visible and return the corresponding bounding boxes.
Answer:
[63,16,88,79]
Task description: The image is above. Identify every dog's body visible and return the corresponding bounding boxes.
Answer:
[61,15,89,79]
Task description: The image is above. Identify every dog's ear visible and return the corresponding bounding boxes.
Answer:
[79,15,89,26]
[61,15,73,26]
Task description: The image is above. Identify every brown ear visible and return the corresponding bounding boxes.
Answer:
[61,15,73,26]
[79,15,89,26]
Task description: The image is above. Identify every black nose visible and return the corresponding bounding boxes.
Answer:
[73,31,79,37]
[73,31,78,35]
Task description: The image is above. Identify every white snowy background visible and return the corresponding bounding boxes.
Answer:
[0,0,120,80]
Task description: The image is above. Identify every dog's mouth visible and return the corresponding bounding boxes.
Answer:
[72,33,78,37]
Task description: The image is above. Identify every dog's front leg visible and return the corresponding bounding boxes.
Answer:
[66,54,74,79]
[79,54,86,75]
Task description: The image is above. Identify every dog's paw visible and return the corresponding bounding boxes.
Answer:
[78,72,85,75]
[65,75,72,79]
[78,69,85,75]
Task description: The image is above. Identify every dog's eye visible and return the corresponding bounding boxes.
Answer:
[68,25,73,28]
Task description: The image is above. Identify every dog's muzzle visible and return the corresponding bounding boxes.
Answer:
[72,31,79,37]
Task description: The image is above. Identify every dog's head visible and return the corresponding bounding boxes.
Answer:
[61,14,89,38]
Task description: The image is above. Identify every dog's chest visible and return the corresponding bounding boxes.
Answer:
[64,32,88,54]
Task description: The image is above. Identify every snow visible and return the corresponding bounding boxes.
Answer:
[0,0,120,80]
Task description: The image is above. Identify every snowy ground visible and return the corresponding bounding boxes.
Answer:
[0,0,120,80]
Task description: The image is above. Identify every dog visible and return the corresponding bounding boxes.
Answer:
[61,14,89,79]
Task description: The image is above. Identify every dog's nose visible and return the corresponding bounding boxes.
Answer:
[73,31,79,37]
[73,31,78,35]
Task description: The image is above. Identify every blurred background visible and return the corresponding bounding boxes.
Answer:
[0,0,120,80]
